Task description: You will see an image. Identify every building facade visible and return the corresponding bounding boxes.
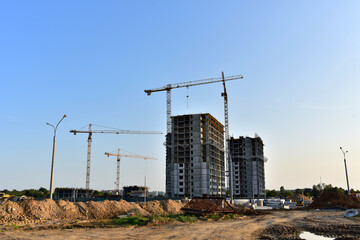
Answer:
[229,136,265,199]
[166,113,225,198]
[54,188,87,199]
[123,185,148,197]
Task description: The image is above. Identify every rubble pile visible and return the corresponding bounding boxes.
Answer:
[0,199,184,224]
[309,192,360,209]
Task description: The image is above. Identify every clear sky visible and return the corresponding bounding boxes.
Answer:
[1,1,360,192]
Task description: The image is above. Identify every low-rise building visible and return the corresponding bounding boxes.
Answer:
[123,185,149,197]
[54,188,87,199]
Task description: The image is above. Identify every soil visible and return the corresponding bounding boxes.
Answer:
[309,191,360,209]
[0,199,184,225]
[2,210,360,239]
[2,199,360,239]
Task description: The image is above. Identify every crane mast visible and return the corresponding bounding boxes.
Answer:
[86,124,92,191]
[221,71,233,203]
[70,124,162,192]
[105,148,157,194]
[144,74,243,134]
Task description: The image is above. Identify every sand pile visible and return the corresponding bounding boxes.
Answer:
[20,199,80,220]
[140,201,167,215]
[81,200,148,219]
[309,192,360,209]
[0,201,25,222]
[0,199,184,224]
[160,200,183,214]
[140,200,184,215]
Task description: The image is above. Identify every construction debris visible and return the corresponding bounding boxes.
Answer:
[344,209,359,218]
[181,197,235,215]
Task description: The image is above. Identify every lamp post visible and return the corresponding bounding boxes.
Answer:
[47,115,66,199]
[340,147,350,195]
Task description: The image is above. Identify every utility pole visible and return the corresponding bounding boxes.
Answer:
[340,147,350,195]
[144,176,147,203]
[47,114,67,200]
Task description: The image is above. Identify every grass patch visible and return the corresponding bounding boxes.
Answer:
[111,216,150,226]
[222,213,244,220]
[204,213,243,221]
[206,213,222,221]
[174,214,197,223]
[163,214,197,223]
[110,214,198,227]
[101,213,239,227]
[10,223,22,230]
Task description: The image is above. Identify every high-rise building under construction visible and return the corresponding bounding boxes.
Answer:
[166,113,225,198]
[229,136,266,199]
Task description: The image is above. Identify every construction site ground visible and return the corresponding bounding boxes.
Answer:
[1,209,360,239]
[1,194,360,239]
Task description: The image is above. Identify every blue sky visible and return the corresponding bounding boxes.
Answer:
[1,1,360,192]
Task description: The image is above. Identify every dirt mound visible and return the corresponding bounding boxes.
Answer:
[142,200,184,215]
[257,224,301,239]
[140,200,184,215]
[140,201,167,215]
[20,199,84,220]
[0,201,25,223]
[232,205,264,216]
[82,200,148,219]
[309,192,360,209]
[0,199,184,224]
[160,199,183,214]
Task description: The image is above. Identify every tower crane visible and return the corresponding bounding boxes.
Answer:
[221,71,233,202]
[144,73,243,134]
[105,148,157,195]
[144,72,243,199]
[70,124,162,191]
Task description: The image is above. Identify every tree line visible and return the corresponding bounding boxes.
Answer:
[1,187,49,198]
[266,183,359,199]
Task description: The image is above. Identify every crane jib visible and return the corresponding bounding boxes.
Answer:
[144,74,243,94]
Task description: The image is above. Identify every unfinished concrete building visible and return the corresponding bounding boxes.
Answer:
[229,136,265,199]
[166,113,225,198]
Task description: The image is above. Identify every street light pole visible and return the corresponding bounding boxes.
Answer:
[340,147,350,195]
[47,115,67,200]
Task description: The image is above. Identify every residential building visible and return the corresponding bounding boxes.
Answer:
[229,135,265,199]
[166,113,225,198]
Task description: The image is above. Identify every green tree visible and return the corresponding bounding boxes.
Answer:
[39,187,49,197]
[285,191,293,199]
[311,184,323,199]
[295,189,302,194]
[266,189,278,198]
[279,186,286,198]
